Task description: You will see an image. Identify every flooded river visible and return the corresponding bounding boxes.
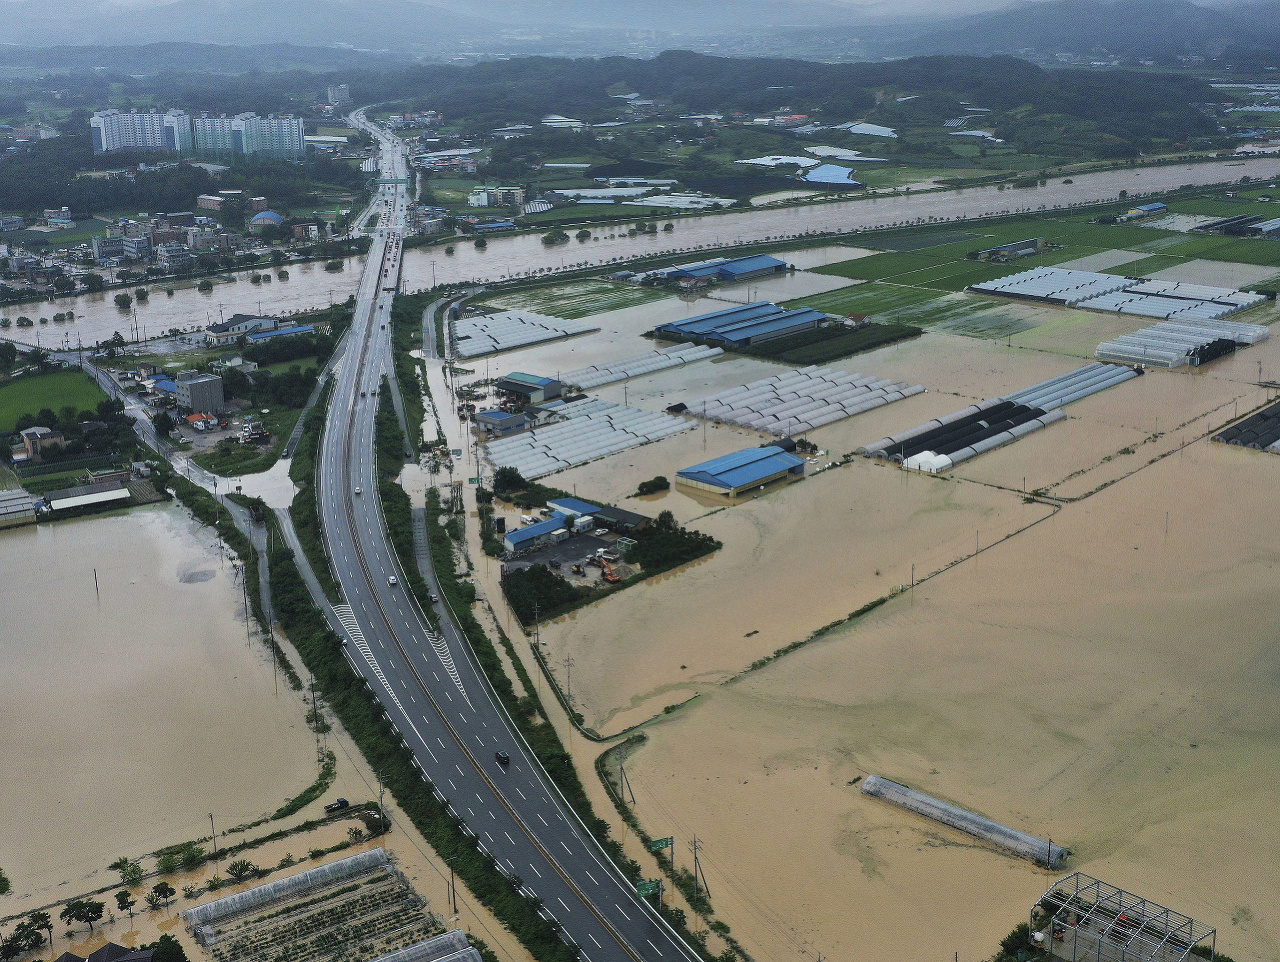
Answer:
[5,158,1279,350]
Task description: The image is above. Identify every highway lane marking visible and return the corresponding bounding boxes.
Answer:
[537,814,548,826]
[561,842,572,854]
[515,788,527,800]
[505,832,515,844]
[447,779,456,791]
[647,941,663,957]
[585,871,598,886]
[557,897,571,912]
[529,864,542,877]
[615,906,631,921]
[589,935,602,948]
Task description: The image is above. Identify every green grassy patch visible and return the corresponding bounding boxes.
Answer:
[519,204,673,224]
[0,369,108,432]
[484,280,670,319]
[1104,253,1186,277]
[191,408,302,476]
[787,283,945,316]
[861,230,980,252]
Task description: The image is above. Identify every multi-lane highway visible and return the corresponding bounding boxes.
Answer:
[314,110,698,962]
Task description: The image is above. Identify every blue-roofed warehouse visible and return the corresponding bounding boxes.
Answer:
[475,409,527,437]
[666,254,787,284]
[677,446,805,497]
[545,497,602,518]
[246,324,314,343]
[655,301,826,347]
[503,513,571,553]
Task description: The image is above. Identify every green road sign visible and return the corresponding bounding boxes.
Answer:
[468,477,480,485]
[649,836,674,853]
[636,880,661,898]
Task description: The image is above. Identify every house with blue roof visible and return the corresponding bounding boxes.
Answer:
[677,446,805,497]
[475,409,528,437]
[502,513,571,553]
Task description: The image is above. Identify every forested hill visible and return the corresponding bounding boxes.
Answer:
[350,51,1218,148]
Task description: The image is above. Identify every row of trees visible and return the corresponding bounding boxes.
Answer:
[0,901,190,962]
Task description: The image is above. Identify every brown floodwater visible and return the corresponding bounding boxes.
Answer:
[7,158,1275,350]
[0,505,320,904]
[1,255,364,349]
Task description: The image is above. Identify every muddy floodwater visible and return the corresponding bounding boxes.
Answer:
[454,280,1280,961]
[7,157,1277,351]
[0,255,365,349]
[0,506,320,903]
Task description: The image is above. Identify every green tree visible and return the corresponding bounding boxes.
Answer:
[114,292,132,310]
[109,856,144,885]
[26,912,52,947]
[151,881,175,906]
[84,273,106,292]
[152,411,174,437]
[0,866,9,895]
[114,890,137,923]
[59,899,105,932]
[225,860,257,883]
[144,934,188,962]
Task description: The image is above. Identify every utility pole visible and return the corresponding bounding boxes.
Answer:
[209,813,218,861]
[688,836,709,898]
[564,655,575,707]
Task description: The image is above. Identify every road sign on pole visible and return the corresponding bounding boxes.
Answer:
[636,880,661,898]
[468,477,480,485]
[649,836,674,853]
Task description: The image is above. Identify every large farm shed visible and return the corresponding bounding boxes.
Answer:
[859,363,1138,473]
[664,254,788,283]
[677,445,805,496]
[656,302,826,347]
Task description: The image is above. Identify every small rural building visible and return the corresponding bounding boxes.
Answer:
[592,504,650,531]
[19,426,66,462]
[475,409,527,437]
[496,372,563,404]
[245,324,314,344]
[45,480,131,513]
[545,497,602,519]
[502,513,571,553]
[204,313,279,347]
[1249,216,1280,237]
[975,237,1044,261]
[677,446,805,497]
[175,371,225,414]
[0,488,37,530]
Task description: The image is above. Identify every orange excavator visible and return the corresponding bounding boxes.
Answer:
[601,558,622,584]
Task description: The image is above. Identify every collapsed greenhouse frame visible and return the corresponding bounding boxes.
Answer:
[861,775,1067,868]
[1032,873,1215,962]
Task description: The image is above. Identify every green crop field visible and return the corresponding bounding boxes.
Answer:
[1099,253,1185,277]
[786,283,945,316]
[0,370,108,432]
[484,280,671,319]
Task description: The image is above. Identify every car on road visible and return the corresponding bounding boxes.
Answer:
[355,487,362,495]
[429,594,439,603]
[495,751,510,766]
[324,798,350,814]
[388,575,398,586]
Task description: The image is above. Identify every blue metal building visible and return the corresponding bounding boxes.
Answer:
[655,302,825,347]
[677,446,805,496]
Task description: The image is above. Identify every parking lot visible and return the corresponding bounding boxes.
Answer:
[502,529,627,585]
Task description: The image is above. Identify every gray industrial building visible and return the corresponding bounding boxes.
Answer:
[176,371,225,414]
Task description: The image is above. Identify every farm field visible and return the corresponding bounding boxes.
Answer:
[482,279,671,318]
[0,369,108,431]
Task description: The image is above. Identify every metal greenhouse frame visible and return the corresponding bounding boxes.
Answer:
[1032,873,1215,962]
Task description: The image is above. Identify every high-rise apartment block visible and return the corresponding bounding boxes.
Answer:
[91,109,305,159]
[90,109,193,153]
[327,84,352,106]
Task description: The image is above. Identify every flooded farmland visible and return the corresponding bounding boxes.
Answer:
[451,268,1280,962]
[0,506,322,905]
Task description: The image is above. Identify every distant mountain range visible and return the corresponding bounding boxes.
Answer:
[899,0,1280,60]
[3,0,1280,65]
